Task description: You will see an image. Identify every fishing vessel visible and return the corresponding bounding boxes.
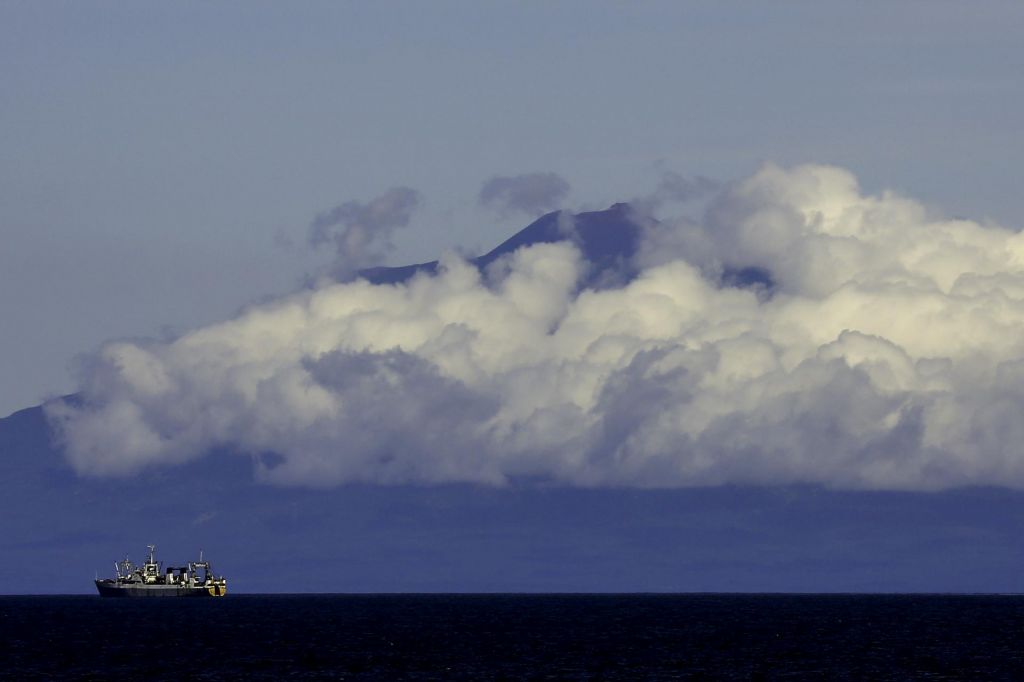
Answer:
[94,545,227,597]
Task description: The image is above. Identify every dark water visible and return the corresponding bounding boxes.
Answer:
[3,594,1024,680]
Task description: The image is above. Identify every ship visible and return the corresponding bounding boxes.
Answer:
[94,545,227,597]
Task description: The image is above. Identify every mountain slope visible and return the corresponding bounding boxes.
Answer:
[5,399,1024,594]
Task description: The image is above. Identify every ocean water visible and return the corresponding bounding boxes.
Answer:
[2,594,1023,680]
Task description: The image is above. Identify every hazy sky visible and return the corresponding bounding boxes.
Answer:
[3,1,1023,418]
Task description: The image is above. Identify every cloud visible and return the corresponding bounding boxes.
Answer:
[630,166,719,216]
[479,172,571,217]
[45,163,1024,490]
[309,186,421,279]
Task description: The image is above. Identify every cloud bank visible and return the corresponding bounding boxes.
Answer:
[46,163,1024,490]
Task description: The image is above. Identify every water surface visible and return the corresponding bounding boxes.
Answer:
[3,594,1023,679]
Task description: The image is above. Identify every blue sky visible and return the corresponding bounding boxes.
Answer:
[2,1,1023,417]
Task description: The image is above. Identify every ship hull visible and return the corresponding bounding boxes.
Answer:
[95,580,226,597]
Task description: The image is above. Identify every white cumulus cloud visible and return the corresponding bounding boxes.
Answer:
[46,163,1024,490]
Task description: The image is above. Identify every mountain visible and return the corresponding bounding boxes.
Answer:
[362,203,773,291]
[359,203,642,288]
[2,206,1024,594]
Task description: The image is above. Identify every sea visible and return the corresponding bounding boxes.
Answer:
[2,594,1024,680]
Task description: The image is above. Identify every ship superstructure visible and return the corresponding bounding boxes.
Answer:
[94,545,227,597]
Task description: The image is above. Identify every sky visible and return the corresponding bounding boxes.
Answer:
[3,0,1024,423]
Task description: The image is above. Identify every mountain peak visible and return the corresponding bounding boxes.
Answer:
[360,203,643,287]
